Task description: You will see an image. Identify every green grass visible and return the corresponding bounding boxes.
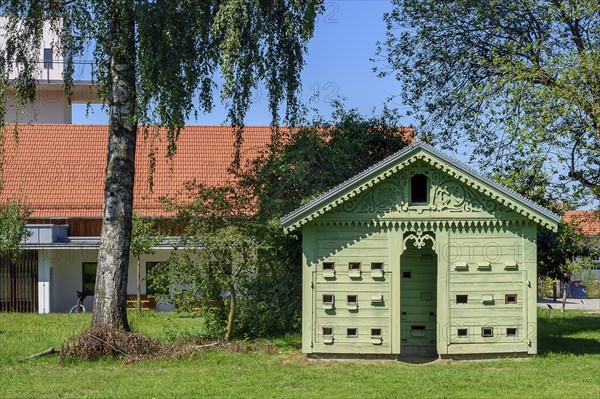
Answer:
[1,309,599,398]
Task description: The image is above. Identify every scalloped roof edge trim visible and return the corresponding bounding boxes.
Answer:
[280,141,561,232]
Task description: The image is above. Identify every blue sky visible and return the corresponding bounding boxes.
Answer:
[69,2,599,209]
[73,1,401,125]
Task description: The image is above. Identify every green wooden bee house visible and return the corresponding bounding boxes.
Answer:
[281,142,559,358]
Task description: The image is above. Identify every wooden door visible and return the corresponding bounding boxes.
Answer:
[400,243,437,349]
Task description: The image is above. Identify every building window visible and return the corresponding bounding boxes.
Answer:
[410,173,428,204]
[82,262,97,294]
[348,262,361,271]
[323,262,335,271]
[347,294,358,305]
[481,327,494,337]
[402,271,412,279]
[456,294,468,304]
[506,328,517,337]
[347,328,358,338]
[322,327,333,336]
[43,48,53,69]
[348,262,361,278]
[371,262,383,271]
[457,328,468,337]
[371,328,382,338]
[322,294,334,305]
[505,294,517,304]
[146,262,167,295]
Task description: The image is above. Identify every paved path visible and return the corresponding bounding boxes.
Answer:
[537,297,600,311]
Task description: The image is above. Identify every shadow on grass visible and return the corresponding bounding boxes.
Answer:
[538,311,600,355]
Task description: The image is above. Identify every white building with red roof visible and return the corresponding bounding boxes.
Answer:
[1,125,273,313]
[0,11,282,313]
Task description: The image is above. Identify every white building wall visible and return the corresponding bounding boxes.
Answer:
[4,88,72,124]
[0,18,64,81]
[41,248,175,312]
[42,248,97,312]
[1,17,99,123]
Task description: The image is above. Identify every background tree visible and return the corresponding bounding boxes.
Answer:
[130,213,162,313]
[148,105,412,339]
[377,0,600,203]
[0,0,323,330]
[0,199,30,262]
[490,156,598,304]
[150,182,274,340]
[242,102,413,220]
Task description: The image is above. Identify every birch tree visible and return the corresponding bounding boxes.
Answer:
[0,0,323,330]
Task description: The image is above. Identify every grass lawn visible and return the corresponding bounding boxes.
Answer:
[1,309,599,399]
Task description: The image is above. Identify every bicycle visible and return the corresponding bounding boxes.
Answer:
[69,290,87,314]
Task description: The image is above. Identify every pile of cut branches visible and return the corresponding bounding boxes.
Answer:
[58,326,278,363]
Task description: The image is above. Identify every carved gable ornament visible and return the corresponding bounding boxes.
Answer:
[281,142,560,233]
[333,167,505,216]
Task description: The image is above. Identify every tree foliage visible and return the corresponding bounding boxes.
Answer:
[0,199,30,261]
[242,102,413,220]
[0,0,323,127]
[130,213,162,261]
[537,220,598,279]
[130,213,162,312]
[490,156,598,278]
[378,0,600,201]
[0,0,323,330]
[149,182,301,340]
[149,105,411,339]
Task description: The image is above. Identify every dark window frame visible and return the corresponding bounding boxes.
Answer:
[323,262,335,271]
[481,327,494,337]
[346,328,358,338]
[371,262,384,270]
[43,48,53,69]
[348,262,361,271]
[410,173,428,204]
[82,262,97,295]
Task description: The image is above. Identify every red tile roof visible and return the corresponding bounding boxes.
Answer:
[1,125,274,217]
[564,210,600,236]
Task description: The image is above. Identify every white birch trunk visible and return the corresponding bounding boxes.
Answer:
[92,3,137,330]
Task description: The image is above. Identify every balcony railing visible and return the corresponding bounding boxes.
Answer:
[8,59,95,84]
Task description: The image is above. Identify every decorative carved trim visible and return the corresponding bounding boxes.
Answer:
[403,230,435,250]
[432,180,498,212]
[281,145,558,232]
[335,180,406,214]
[311,218,530,232]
